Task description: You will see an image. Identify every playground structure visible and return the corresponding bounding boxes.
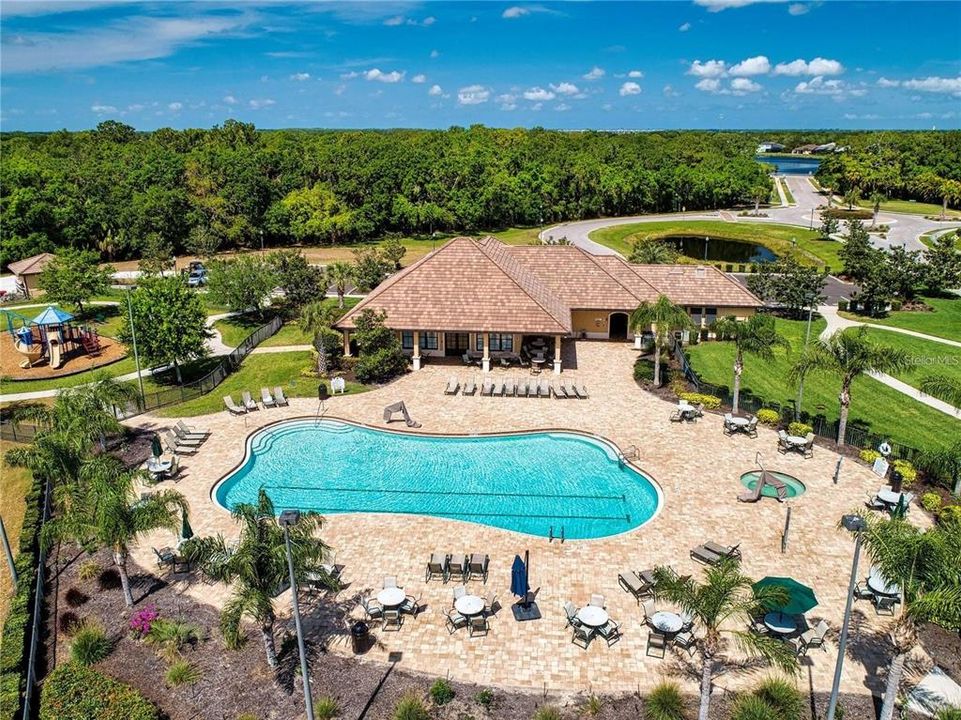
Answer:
[3,305,102,371]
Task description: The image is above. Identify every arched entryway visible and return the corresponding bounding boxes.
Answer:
[609,312,629,341]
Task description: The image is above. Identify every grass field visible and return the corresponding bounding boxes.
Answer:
[685,317,960,451]
[590,220,842,268]
[0,355,139,395]
[858,198,960,218]
[861,328,961,397]
[839,296,961,343]
[920,229,961,250]
[0,441,31,630]
[778,177,795,205]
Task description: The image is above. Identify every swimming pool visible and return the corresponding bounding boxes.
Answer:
[214,419,662,540]
[740,470,806,499]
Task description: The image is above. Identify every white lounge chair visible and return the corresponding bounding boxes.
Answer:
[175,420,209,439]
[273,387,289,406]
[553,383,568,399]
[444,376,459,395]
[462,377,476,396]
[574,382,589,399]
[224,395,247,415]
[481,378,494,396]
[241,391,258,411]
[261,387,276,408]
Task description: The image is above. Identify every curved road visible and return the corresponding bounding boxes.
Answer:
[541,175,960,256]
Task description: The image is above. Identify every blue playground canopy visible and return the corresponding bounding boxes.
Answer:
[31,306,74,326]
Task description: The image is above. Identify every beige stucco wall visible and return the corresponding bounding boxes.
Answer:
[571,309,625,337]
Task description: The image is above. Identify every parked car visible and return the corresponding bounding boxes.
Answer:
[187,268,207,287]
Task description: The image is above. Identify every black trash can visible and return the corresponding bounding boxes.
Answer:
[350,621,370,654]
[890,469,904,494]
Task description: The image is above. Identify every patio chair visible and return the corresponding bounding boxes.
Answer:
[571,624,593,649]
[468,553,490,583]
[462,377,477,396]
[492,379,505,397]
[641,599,656,625]
[400,594,420,616]
[745,416,759,438]
[485,593,501,617]
[261,387,277,408]
[574,382,589,399]
[448,554,468,582]
[361,597,383,621]
[802,432,815,458]
[469,615,489,637]
[503,378,516,396]
[853,582,875,601]
[748,614,769,635]
[516,378,529,398]
[563,601,581,629]
[865,495,888,511]
[383,575,397,589]
[777,430,790,454]
[153,547,176,569]
[873,594,897,616]
[646,630,668,658]
[617,571,652,603]
[445,608,468,634]
[481,378,494,396]
[680,612,694,632]
[175,420,209,440]
[589,593,605,608]
[563,381,578,398]
[241,391,258,411]
[723,413,737,435]
[171,425,204,446]
[690,544,723,565]
[598,619,622,646]
[674,630,697,656]
[426,553,449,582]
[163,432,198,456]
[224,395,247,415]
[537,378,550,398]
[799,620,829,653]
[163,454,181,482]
[553,383,568,399]
[273,387,289,406]
[453,586,467,605]
[445,376,459,395]
[383,609,403,631]
[704,541,741,561]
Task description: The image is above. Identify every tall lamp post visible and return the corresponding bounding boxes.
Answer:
[125,288,146,408]
[279,510,314,720]
[794,293,816,420]
[828,514,867,720]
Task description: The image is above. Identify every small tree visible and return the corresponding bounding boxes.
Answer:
[940,178,961,220]
[629,295,694,387]
[869,191,886,228]
[37,248,113,314]
[713,315,790,414]
[922,232,961,294]
[842,187,861,211]
[299,300,344,375]
[818,215,839,239]
[751,182,770,214]
[119,277,209,384]
[186,225,222,259]
[351,249,390,292]
[380,237,407,270]
[137,233,175,276]
[267,249,323,309]
[629,239,678,264]
[885,246,925,303]
[838,220,877,282]
[353,308,407,384]
[325,261,354,309]
[207,255,277,317]
[746,258,826,319]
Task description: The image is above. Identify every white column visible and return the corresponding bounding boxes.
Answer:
[553,335,562,374]
[412,331,421,370]
[342,331,351,357]
[482,332,490,373]
[633,334,642,350]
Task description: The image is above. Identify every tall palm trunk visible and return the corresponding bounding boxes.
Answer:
[174,359,183,384]
[260,619,278,668]
[879,651,907,720]
[114,548,134,607]
[837,380,851,446]
[943,195,948,221]
[698,656,714,720]
[732,351,743,414]
[653,337,662,387]
[336,289,345,308]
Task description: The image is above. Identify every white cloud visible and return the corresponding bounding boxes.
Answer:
[458,84,490,105]
[555,103,571,111]
[550,82,580,95]
[729,55,770,76]
[619,81,642,96]
[689,59,727,78]
[663,84,680,97]
[695,78,722,93]
[428,84,442,96]
[248,98,275,109]
[91,104,118,114]
[411,74,426,84]
[788,3,809,14]
[384,15,436,27]
[679,22,692,31]
[127,103,145,112]
[902,76,961,96]
[422,16,436,26]
[496,93,517,110]
[289,72,311,81]
[502,6,529,18]
[627,70,644,78]
[694,0,786,11]
[430,49,439,59]
[167,101,183,111]
[876,77,900,88]
[333,84,346,96]
[364,68,404,83]
[340,71,360,79]
[383,15,404,26]
[223,95,238,105]
[730,77,761,93]
[774,57,844,76]
[792,76,864,97]
[582,66,605,81]
[524,86,555,101]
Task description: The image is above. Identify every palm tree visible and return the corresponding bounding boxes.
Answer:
[713,315,790,414]
[42,455,188,607]
[184,490,336,668]
[789,327,908,446]
[850,513,961,720]
[921,440,961,495]
[59,372,137,450]
[628,239,678,265]
[653,559,798,720]
[629,295,694,387]
[325,262,354,308]
[843,187,862,211]
[920,374,961,408]
[752,182,771,214]
[300,300,341,377]
[869,191,886,228]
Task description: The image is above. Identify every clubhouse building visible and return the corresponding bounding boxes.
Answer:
[335,236,760,373]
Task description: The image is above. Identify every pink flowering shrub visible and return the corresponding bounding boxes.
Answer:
[129,605,159,637]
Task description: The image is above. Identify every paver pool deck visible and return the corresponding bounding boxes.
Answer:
[129,341,933,701]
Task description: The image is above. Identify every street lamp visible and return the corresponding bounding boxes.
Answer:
[279,509,314,720]
[827,514,867,720]
[794,293,817,420]
[125,288,146,408]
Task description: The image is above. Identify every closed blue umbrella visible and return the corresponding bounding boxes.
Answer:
[510,554,528,600]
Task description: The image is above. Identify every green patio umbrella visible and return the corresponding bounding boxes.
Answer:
[752,576,818,615]
[891,493,908,520]
[180,512,194,542]
[151,434,163,458]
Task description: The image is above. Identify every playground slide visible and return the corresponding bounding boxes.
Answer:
[48,338,63,369]
[13,339,43,369]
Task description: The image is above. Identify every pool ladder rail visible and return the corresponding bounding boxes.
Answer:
[548,526,565,543]
[618,445,639,466]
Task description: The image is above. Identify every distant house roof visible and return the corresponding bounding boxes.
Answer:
[8,253,55,276]
[335,237,761,334]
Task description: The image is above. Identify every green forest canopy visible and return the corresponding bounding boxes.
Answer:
[1,121,958,267]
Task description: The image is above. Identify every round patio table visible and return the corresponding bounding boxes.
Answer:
[876,489,903,506]
[576,606,609,628]
[868,569,900,597]
[454,595,485,617]
[650,611,683,634]
[764,612,797,636]
[377,587,406,608]
[730,417,750,428]
[786,435,807,446]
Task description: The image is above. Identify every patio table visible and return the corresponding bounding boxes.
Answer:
[146,458,171,474]
[454,595,486,617]
[377,587,406,608]
[650,611,683,634]
[868,568,900,597]
[764,612,798,636]
[576,606,609,628]
[730,417,750,428]
[876,489,904,506]
[786,435,807,446]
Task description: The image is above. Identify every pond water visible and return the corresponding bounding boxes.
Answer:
[667,236,777,264]
[755,155,822,175]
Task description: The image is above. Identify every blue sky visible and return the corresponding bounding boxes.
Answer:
[2,1,959,131]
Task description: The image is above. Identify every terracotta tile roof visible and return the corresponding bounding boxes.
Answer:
[609,261,762,308]
[335,237,571,334]
[8,253,55,276]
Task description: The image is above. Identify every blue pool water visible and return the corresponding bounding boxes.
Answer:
[755,155,822,175]
[214,420,662,539]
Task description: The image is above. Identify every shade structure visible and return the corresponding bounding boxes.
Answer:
[151,434,163,458]
[31,305,74,326]
[753,576,818,615]
[510,554,529,599]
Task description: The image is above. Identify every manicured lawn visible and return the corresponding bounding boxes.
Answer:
[156,351,369,417]
[213,314,273,349]
[779,178,795,205]
[0,441,31,629]
[920,229,961,249]
[858,197,960,218]
[685,317,961,451]
[590,220,842,269]
[840,296,961,343]
[861,328,961,395]
[0,355,139,395]
[259,297,361,348]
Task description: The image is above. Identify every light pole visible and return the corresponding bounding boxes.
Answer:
[828,514,867,720]
[125,288,146,408]
[279,510,314,720]
[795,294,816,420]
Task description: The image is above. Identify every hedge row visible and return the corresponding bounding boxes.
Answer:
[0,471,45,720]
[39,663,158,720]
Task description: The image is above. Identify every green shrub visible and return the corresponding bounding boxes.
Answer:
[355,346,408,384]
[582,694,602,716]
[645,681,686,720]
[787,422,812,437]
[59,612,82,636]
[533,706,563,720]
[70,623,112,666]
[165,660,202,687]
[77,560,101,582]
[39,662,159,720]
[393,693,429,720]
[235,714,259,720]
[730,695,779,720]
[474,688,494,708]
[634,358,655,383]
[939,505,961,526]
[921,492,943,512]
[753,678,803,720]
[892,459,918,485]
[145,618,202,663]
[935,707,961,720]
[756,409,780,426]
[314,696,340,720]
[429,678,455,706]
[859,449,881,464]
[678,392,721,410]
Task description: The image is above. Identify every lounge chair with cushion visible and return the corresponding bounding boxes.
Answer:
[448,554,468,582]
[481,378,494,396]
[176,420,210,440]
[574,382,589,399]
[492,379,505,397]
[163,432,198,456]
[171,425,204,446]
[273,387,289,406]
[444,376,459,396]
[241,391,258,411]
[261,387,277,408]
[445,608,468,633]
[704,541,741,561]
[503,377,516,396]
[563,381,578,398]
[426,553,449,582]
[516,378,529,398]
[468,553,490,583]
[462,377,477,396]
[617,571,652,603]
[553,383,568,399]
[224,395,247,415]
[537,378,551,398]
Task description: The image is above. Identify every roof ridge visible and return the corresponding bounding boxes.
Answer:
[576,248,661,304]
